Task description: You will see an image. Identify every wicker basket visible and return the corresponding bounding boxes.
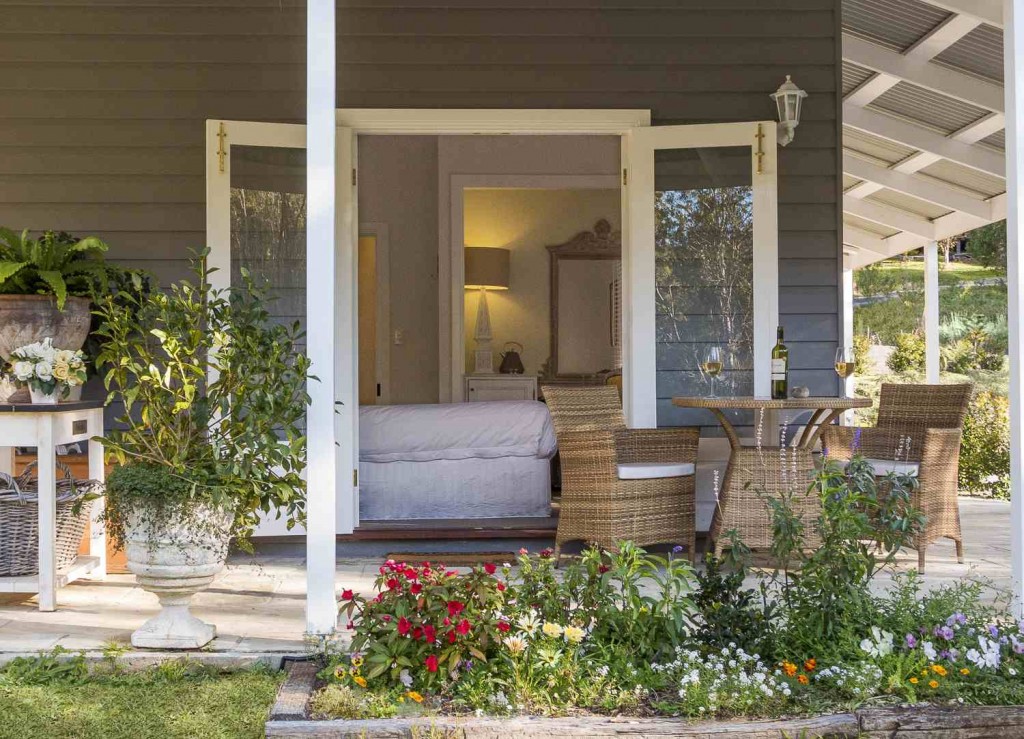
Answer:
[0,461,97,577]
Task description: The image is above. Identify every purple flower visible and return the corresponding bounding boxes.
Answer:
[1012,637,1024,655]
[672,545,684,554]
[905,633,918,649]
[939,649,951,660]
[934,625,955,641]
[946,612,967,627]
[462,659,474,671]
[988,625,1000,639]
[852,427,862,452]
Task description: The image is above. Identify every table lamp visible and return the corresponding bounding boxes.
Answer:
[464,246,510,373]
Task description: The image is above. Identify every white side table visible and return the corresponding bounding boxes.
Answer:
[464,374,538,402]
[0,400,106,611]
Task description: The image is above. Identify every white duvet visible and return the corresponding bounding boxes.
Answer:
[359,401,557,463]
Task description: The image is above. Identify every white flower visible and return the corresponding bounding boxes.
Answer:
[12,361,34,381]
[922,641,937,661]
[34,361,53,380]
[399,669,413,687]
[861,626,895,658]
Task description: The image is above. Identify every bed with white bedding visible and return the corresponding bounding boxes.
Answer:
[358,400,557,520]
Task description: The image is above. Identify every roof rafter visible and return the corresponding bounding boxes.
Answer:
[843,224,891,255]
[843,153,994,220]
[881,193,1006,254]
[843,104,1005,177]
[843,33,1004,113]
[843,195,937,239]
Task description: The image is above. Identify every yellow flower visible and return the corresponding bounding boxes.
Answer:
[52,361,70,382]
[351,656,364,668]
[928,680,939,689]
[349,667,360,676]
[334,666,346,678]
[921,669,929,677]
[960,668,970,676]
[353,675,368,688]
[563,626,585,644]
[909,677,919,684]
[931,664,947,676]
[406,691,424,703]
[542,622,563,638]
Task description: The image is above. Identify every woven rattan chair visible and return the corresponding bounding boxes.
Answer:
[542,385,699,562]
[821,383,972,572]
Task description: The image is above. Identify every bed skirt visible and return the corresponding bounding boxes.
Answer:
[359,456,552,521]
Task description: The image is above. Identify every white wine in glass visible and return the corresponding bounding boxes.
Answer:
[835,346,856,397]
[700,346,724,398]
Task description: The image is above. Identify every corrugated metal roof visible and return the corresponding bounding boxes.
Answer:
[842,62,875,96]
[843,125,918,165]
[868,81,989,135]
[918,159,1006,199]
[981,130,1005,151]
[934,23,1004,83]
[843,0,950,52]
[845,214,901,238]
[867,188,952,219]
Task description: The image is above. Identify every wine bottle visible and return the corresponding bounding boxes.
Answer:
[771,326,788,400]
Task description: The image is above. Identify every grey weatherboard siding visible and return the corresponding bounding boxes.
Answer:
[0,0,842,432]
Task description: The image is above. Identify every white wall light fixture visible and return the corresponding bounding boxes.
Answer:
[771,75,807,147]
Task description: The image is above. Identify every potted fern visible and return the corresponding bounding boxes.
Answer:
[0,228,111,401]
[93,251,310,648]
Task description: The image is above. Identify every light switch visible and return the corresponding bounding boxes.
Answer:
[393,329,404,345]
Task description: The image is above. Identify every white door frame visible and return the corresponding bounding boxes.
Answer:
[625,121,779,425]
[448,173,621,403]
[359,223,392,405]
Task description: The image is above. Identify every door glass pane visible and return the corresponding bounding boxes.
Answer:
[655,146,753,431]
[230,145,307,422]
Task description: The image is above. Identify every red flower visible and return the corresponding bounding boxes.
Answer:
[341,589,354,600]
[598,565,610,574]
[497,621,510,633]
[540,548,553,559]
[386,578,400,590]
[346,621,355,630]
[443,617,451,626]
[447,601,465,617]
[397,617,412,636]
[447,630,457,644]
[381,614,392,622]
[374,593,384,603]
[404,568,418,580]
[412,627,424,640]
[456,619,471,635]
[446,570,458,577]
[424,625,436,642]
[410,583,423,595]
[484,563,497,575]
[519,548,528,555]
[425,655,439,672]
[497,582,506,592]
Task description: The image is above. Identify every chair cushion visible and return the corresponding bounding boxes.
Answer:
[863,458,920,477]
[617,462,696,480]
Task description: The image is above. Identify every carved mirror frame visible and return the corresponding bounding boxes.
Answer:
[545,219,622,380]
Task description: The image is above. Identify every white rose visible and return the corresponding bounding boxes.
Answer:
[34,361,53,380]
[12,361,34,381]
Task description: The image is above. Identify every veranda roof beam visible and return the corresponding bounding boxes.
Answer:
[843,33,1004,113]
[842,194,937,239]
[879,193,1004,255]
[919,0,1002,27]
[844,104,1006,178]
[843,153,994,219]
[843,224,891,255]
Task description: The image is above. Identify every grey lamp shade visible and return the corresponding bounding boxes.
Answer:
[464,247,510,290]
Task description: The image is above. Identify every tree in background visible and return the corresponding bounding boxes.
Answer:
[965,220,1007,269]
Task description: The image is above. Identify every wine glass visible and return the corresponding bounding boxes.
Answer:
[700,346,724,398]
[835,346,856,398]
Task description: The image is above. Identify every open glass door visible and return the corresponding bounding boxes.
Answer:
[624,122,778,432]
[205,120,359,536]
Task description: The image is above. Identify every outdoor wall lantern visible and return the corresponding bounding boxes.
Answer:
[771,75,807,146]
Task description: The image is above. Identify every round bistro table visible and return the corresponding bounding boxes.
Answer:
[671,396,872,553]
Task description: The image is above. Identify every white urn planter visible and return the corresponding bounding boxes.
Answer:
[125,504,233,649]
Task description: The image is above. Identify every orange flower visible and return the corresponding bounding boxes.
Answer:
[782,662,798,677]
[909,677,919,684]
[797,674,809,685]
[353,675,368,688]
[931,664,947,676]
[928,680,939,689]
[960,668,971,676]
[803,659,816,672]
[406,690,424,703]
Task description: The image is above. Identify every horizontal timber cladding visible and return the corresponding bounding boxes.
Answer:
[0,0,841,421]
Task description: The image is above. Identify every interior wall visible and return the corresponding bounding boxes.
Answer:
[356,136,439,405]
[462,188,620,376]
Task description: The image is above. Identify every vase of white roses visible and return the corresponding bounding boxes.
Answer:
[8,338,87,404]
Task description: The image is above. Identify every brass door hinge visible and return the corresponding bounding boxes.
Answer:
[622,168,628,186]
[216,122,227,173]
[353,469,358,486]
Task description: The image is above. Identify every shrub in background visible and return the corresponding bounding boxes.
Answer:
[959,390,1010,498]
[887,332,925,373]
[853,333,873,373]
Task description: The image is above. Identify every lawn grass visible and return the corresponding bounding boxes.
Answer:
[855,260,1004,297]
[855,284,1007,344]
[0,663,282,739]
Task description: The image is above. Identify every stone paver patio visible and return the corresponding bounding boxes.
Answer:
[0,498,1012,655]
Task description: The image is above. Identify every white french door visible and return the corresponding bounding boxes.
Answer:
[623,122,778,428]
[205,120,359,535]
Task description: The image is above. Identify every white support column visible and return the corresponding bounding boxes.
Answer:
[305,0,339,636]
[1006,0,1024,617]
[842,266,855,422]
[924,241,941,383]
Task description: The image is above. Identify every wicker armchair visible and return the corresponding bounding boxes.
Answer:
[821,383,972,572]
[542,385,699,562]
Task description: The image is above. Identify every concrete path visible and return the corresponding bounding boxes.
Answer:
[0,498,1012,655]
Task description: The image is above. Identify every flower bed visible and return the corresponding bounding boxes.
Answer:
[307,457,1024,722]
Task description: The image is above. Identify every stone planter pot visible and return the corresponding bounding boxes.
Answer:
[125,503,233,649]
[0,295,92,403]
[28,386,58,405]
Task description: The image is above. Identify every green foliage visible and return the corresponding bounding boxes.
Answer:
[763,455,923,659]
[966,220,1007,268]
[855,262,906,298]
[309,684,399,719]
[887,332,925,373]
[852,333,873,372]
[856,285,1007,345]
[0,647,88,686]
[959,390,1011,498]
[691,555,776,660]
[102,462,210,551]
[0,228,115,310]
[93,251,311,547]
